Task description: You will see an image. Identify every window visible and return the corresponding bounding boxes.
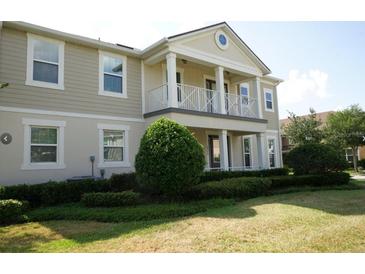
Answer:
[345,148,358,163]
[22,118,65,170]
[243,137,251,168]
[98,124,130,168]
[268,138,276,168]
[240,83,249,105]
[99,51,127,98]
[26,34,64,90]
[264,89,274,111]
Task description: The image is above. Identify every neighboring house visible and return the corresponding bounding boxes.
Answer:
[0,21,283,185]
[280,111,365,163]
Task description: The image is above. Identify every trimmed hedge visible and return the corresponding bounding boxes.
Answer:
[0,173,138,207]
[0,199,29,225]
[270,172,350,188]
[185,177,272,200]
[28,198,235,223]
[200,168,289,183]
[81,191,141,207]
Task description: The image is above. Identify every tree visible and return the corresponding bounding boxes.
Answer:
[282,108,323,146]
[135,117,205,198]
[325,105,365,171]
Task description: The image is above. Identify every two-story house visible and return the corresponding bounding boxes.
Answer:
[0,21,283,185]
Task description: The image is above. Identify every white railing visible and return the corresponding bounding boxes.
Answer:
[147,84,168,113]
[146,83,258,119]
[204,165,261,172]
[178,84,220,114]
[225,93,257,118]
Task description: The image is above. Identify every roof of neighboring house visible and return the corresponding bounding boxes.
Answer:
[280,111,335,130]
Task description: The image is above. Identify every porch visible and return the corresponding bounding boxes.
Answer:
[189,127,273,171]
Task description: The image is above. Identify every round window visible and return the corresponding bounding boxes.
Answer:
[215,31,229,50]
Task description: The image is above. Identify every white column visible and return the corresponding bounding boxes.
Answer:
[254,77,263,118]
[219,129,229,170]
[166,53,178,108]
[256,133,267,169]
[215,66,226,114]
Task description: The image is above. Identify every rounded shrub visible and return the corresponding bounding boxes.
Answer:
[135,117,205,198]
[286,143,347,175]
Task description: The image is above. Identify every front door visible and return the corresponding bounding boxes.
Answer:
[205,79,228,113]
[208,135,231,169]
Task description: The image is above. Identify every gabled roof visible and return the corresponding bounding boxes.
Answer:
[159,22,272,75]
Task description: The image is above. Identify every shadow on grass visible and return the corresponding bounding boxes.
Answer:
[2,186,365,252]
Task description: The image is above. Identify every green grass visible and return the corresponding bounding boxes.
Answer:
[27,198,235,223]
[1,186,365,252]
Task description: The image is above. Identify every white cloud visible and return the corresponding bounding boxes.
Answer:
[278,69,330,106]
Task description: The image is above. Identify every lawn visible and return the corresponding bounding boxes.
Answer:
[1,187,365,252]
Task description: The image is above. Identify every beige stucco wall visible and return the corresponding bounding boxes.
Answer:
[0,27,143,119]
[0,111,145,185]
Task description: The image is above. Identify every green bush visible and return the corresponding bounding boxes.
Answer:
[28,199,235,223]
[286,144,347,175]
[81,191,141,207]
[185,177,272,200]
[200,168,289,183]
[0,179,109,207]
[0,199,29,225]
[270,172,350,188]
[135,117,205,197]
[358,159,365,169]
[108,173,138,192]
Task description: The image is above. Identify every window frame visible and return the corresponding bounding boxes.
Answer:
[264,88,274,112]
[98,50,127,99]
[22,118,66,170]
[97,123,130,168]
[242,136,252,169]
[267,137,277,169]
[26,33,65,90]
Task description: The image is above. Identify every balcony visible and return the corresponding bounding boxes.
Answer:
[146,83,258,119]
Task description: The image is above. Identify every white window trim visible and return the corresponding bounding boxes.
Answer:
[97,123,130,168]
[266,136,278,169]
[243,136,253,169]
[98,50,128,99]
[215,30,229,50]
[22,118,66,170]
[264,88,274,112]
[239,82,250,97]
[26,33,65,90]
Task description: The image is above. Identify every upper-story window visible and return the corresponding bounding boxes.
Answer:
[264,88,274,112]
[99,51,127,98]
[26,34,65,90]
[239,83,249,105]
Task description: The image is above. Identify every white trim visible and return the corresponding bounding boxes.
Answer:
[0,106,144,123]
[97,123,131,168]
[254,77,263,118]
[169,45,262,77]
[98,50,128,99]
[264,88,274,112]
[239,82,250,97]
[141,60,145,114]
[26,33,65,90]
[266,135,279,169]
[21,118,66,170]
[242,135,253,169]
[215,30,229,50]
[265,129,279,133]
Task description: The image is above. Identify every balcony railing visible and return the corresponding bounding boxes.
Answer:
[147,83,258,118]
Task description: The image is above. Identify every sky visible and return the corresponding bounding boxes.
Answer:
[14,19,365,119]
